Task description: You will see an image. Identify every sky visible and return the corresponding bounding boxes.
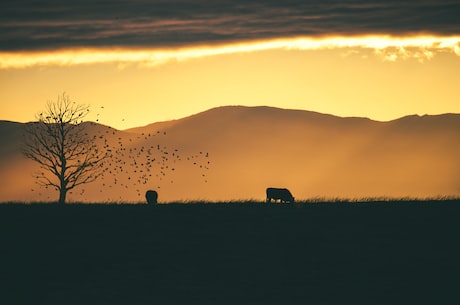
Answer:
[1,0,460,130]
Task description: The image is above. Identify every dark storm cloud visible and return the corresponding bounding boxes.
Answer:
[1,0,460,51]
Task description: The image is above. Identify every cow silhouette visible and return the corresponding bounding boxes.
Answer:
[145,190,158,204]
[266,188,295,204]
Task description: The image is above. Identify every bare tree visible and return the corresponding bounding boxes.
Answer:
[23,93,108,204]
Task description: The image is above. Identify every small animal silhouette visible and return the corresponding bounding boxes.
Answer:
[145,190,158,204]
[266,187,295,204]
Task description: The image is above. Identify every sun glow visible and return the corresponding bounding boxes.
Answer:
[1,35,460,69]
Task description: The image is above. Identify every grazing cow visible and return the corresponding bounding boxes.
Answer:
[145,190,158,204]
[266,188,295,204]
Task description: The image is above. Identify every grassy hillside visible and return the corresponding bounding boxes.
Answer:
[1,200,459,305]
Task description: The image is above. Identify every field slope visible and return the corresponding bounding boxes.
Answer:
[1,201,459,305]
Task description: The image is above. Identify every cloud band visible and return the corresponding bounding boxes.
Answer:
[1,35,460,69]
[2,0,460,52]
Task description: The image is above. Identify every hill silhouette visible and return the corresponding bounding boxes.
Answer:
[1,106,460,202]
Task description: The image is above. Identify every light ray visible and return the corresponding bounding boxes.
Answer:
[1,35,460,69]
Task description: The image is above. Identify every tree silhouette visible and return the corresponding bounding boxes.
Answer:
[23,93,108,204]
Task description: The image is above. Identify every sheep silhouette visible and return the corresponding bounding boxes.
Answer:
[145,190,158,204]
[266,187,295,204]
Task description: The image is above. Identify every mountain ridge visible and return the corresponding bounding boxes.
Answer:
[124,105,377,134]
[1,106,460,202]
[3,105,460,133]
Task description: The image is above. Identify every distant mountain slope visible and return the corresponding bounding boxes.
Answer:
[1,106,460,202]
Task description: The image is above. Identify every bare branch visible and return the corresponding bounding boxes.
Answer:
[23,93,106,204]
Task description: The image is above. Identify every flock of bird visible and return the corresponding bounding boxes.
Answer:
[29,105,211,202]
[78,125,211,201]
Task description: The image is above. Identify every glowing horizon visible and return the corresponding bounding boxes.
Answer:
[1,34,460,69]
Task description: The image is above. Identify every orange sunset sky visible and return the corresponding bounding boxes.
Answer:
[1,1,460,130]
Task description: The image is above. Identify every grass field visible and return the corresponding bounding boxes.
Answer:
[1,200,459,305]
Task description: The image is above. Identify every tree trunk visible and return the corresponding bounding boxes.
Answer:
[58,188,67,205]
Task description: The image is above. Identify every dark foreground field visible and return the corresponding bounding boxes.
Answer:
[1,201,460,305]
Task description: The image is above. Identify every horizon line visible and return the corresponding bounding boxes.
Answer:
[2,105,460,131]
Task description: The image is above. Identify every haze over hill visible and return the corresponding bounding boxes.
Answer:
[1,106,460,202]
